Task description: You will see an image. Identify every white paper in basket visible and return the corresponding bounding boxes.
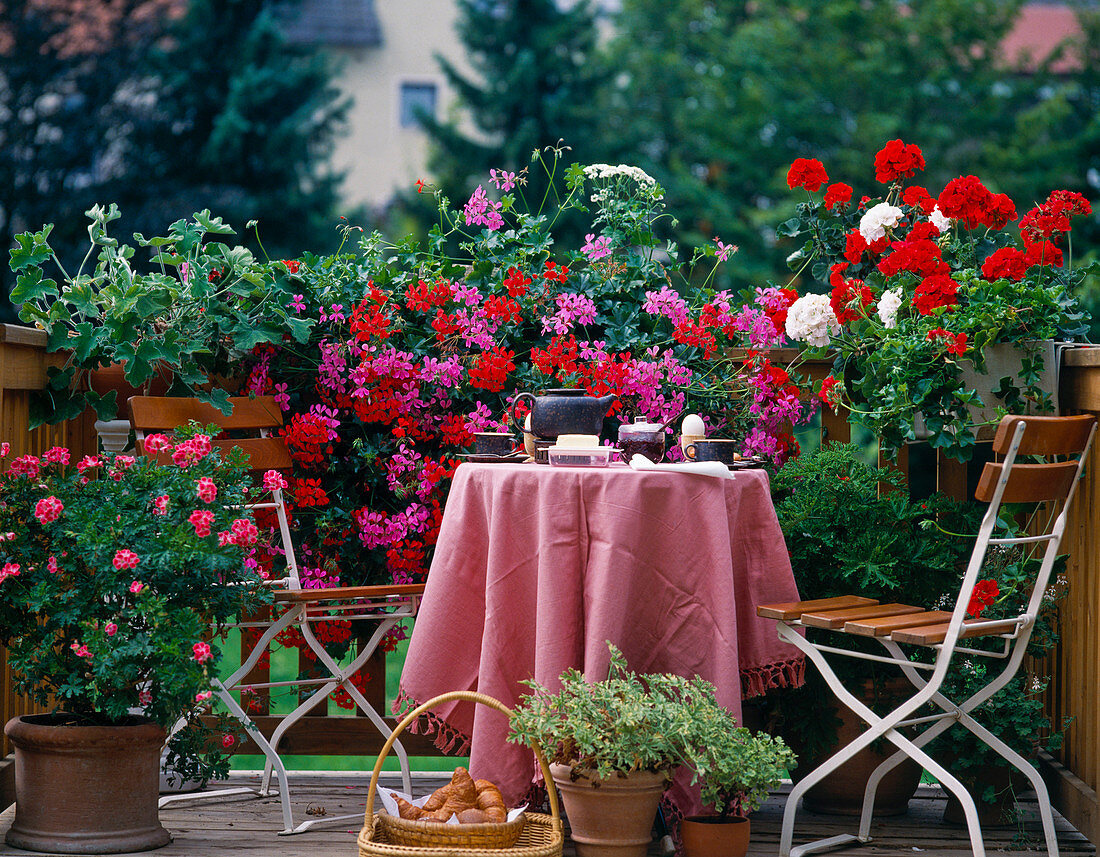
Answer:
[378,788,527,824]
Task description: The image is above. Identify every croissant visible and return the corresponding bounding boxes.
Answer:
[421,785,451,813]
[450,767,479,806]
[474,778,508,823]
[457,808,490,824]
[393,795,426,820]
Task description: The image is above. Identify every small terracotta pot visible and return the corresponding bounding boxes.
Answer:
[5,714,171,854]
[680,815,750,857]
[940,760,1025,827]
[549,763,668,857]
[88,361,171,420]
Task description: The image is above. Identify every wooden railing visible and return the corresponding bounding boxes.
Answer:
[2,328,1100,843]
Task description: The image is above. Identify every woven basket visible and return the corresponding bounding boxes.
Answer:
[358,690,563,857]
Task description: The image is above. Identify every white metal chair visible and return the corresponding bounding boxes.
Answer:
[129,396,425,834]
[757,414,1097,857]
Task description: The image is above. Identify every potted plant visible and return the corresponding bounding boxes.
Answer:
[765,442,972,815]
[9,204,312,426]
[507,642,780,857]
[0,424,272,853]
[774,139,1093,460]
[680,717,796,857]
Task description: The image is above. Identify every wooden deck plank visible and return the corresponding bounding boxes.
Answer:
[0,774,1089,856]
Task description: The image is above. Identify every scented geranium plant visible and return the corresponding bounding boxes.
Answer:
[0,425,272,782]
[774,140,1093,460]
[10,205,311,424]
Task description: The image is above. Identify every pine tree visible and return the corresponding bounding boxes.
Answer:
[0,0,347,322]
[422,0,609,196]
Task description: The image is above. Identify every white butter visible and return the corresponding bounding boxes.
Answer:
[556,434,600,448]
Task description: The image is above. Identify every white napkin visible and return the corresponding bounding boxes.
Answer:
[378,788,526,823]
[628,454,735,479]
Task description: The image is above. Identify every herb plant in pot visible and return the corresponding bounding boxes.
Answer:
[508,643,726,857]
[681,715,796,857]
[0,426,271,853]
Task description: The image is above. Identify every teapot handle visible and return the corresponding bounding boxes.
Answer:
[510,392,536,434]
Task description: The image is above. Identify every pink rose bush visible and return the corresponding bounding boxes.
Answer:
[0,426,272,785]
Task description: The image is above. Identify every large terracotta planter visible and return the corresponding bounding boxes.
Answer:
[5,714,172,854]
[549,762,668,857]
[679,815,750,857]
[786,690,921,816]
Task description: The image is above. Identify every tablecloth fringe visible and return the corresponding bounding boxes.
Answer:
[392,689,473,756]
[741,655,805,699]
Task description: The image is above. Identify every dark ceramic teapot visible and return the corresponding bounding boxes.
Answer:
[511,388,618,439]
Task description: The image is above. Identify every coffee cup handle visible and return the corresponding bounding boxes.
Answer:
[684,443,697,461]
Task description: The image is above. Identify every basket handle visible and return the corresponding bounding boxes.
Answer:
[363,689,562,831]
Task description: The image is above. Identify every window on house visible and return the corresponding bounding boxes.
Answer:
[399,82,437,129]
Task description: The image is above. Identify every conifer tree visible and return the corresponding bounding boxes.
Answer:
[422,0,609,194]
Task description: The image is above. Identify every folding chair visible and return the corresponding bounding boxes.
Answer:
[757,414,1096,857]
[129,396,425,834]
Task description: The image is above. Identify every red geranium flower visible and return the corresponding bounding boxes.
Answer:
[877,239,950,280]
[830,277,873,325]
[926,327,968,357]
[824,183,853,210]
[787,158,829,192]
[967,579,999,618]
[981,247,1029,282]
[874,139,925,184]
[912,274,959,315]
[902,185,937,215]
[937,175,994,230]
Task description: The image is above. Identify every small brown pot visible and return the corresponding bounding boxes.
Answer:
[940,760,1025,827]
[549,762,668,857]
[680,815,750,857]
[5,714,172,854]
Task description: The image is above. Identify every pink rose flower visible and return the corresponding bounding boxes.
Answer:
[196,477,217,504]
[34,496,64,524]
[113,549,140,571]
[189,509,215,537]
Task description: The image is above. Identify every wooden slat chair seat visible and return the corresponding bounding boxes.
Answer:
[757,414,1097,857]
[129,396,423,835]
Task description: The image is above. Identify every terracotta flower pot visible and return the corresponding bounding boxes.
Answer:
[680,814,750,857]
[5,714,172,854]
[88,361,171,420]
[940,759,1026,827]
[549,762,668,857]
[785,681,922,816]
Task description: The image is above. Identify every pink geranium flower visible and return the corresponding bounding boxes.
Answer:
[192,642,213,663]
[113,549,140,571]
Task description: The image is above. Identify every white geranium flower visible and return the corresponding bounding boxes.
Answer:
[877,288,902,329]
[785,294,841,348]
[859,202,904,243]
[929,205,952,234]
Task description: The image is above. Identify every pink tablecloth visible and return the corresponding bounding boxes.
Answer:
[395,461,803,819]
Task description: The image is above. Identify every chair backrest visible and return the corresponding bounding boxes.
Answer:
[128,396,301,588]
[946,414,1096,659]
[128,396,292,472]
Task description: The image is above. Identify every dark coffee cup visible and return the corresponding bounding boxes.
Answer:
[684,439,742,465]
[473,432,516,456]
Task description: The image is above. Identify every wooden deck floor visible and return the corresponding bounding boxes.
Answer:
[0,773,1092,856]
